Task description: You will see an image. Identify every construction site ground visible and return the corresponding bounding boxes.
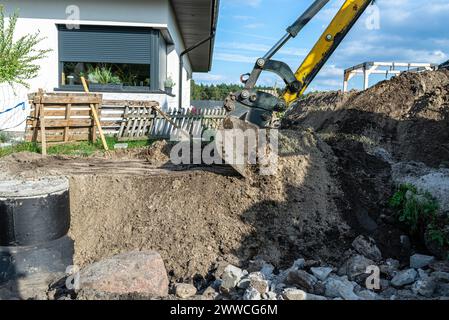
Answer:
[1,69,449,300]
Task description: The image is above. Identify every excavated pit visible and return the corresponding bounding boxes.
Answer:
[0,131,350,279]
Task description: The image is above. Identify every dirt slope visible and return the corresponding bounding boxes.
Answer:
[284,69,449,167]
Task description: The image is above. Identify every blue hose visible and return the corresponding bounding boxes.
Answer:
[0,102,26,116]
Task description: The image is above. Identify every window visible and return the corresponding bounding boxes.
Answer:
[58,25,167,92]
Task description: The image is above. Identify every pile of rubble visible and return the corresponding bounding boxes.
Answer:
[172,236,449,301]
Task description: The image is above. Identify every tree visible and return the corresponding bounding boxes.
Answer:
[0,6,51,87]
[191,80,281,101]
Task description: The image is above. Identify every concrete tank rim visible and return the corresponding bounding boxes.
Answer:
[0,176,69,199]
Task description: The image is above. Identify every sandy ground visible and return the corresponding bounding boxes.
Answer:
[0,130,348,279]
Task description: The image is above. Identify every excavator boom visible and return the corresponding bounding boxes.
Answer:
[223,0,373,128]
[220,0,373,177]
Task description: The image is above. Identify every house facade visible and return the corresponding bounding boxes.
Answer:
[3,0,219,110]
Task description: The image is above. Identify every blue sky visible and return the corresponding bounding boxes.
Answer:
[192,0,449,92]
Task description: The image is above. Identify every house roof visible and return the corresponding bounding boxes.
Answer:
[170,0,219,72]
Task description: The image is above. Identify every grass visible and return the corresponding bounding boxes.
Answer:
[0,136,155,158]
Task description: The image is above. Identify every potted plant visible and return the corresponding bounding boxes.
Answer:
[87,66,123,91]
[164,76,175,95]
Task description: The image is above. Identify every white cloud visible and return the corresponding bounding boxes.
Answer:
[193,73,227,82]
[214,52,257,63]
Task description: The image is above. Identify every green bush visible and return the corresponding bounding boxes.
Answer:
[389,184,439,232]
[0,6,51,87]
[390,184,449,255]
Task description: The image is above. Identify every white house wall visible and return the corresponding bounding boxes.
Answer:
[2,0,193,109]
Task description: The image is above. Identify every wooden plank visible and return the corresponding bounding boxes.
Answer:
[117,105,129,138]
[37,95,102,105]
[80,77,108,151]
[31,93,41,143]
[40,100,47,156]
[64,103,72,142]
[43,109,92,117]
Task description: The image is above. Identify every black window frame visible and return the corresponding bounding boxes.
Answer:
[56,25,167,93]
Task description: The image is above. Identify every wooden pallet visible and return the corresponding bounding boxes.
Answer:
[26,92,102,152]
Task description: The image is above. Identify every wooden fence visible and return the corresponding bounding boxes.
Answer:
[27,94,228,143]
[100,100,227,139]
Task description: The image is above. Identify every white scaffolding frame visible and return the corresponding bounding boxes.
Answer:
[343,62,438,92]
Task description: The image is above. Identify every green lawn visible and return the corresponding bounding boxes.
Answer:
[0,136,155,158]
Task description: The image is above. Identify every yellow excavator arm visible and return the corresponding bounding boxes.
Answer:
[223,0,373,128]
[284,0,373,104]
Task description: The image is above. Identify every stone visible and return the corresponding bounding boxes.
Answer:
[358,290,380,300]
[391,269,418,287]
[431,271,449,282]
[260,263,275,280]
[201,287,218,300]
[292,259,306,270]
[249,278,269,294]
[313,281,326,296]
[396,289,419,300]
[410,254,435,269]
[79,250,168,297]
[352,236,382,262]
[338,255,375,281]
[261,292,277,300]
[324,276,360,300]
[380,259,400,278]
[430,261,449,273]
[282,288,307,301]
[304,260,321,269]
[437,283,449,296]
[243,287,261,301]
[380,279,390,290]
[286,270,317,292]
[221,265,244,289]
[305,293,328,301]
[237,278,251,290]
[175,283,197,299]
[412,278,436,297]
[310,267,333,281]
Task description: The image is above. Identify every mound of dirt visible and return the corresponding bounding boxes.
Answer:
[0,130,350,279]
[284,69,449,167]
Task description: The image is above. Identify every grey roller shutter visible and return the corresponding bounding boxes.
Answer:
[58,25,154,64]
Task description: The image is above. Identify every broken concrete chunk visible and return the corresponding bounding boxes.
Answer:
[431,271,449,283]
[410,254,435,269]
[175,283,197,299]
[358,290,380,300]
[286,270,317,292]
[391,269,418,287]
[338,255,375,281]
[352,235,382,262]
[310,267,333,281]
[282,288,307,301]
[324,276,360,300]
[261,291,277,300]
[79,250,169,297]
[292,259,305,270]
[221,265,244,289]
[201,286,218,300]
[243,287,261,301]
[249,277,269,294]
[412,278,436,298]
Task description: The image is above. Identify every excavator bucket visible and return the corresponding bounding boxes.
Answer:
[216,115,278,178]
